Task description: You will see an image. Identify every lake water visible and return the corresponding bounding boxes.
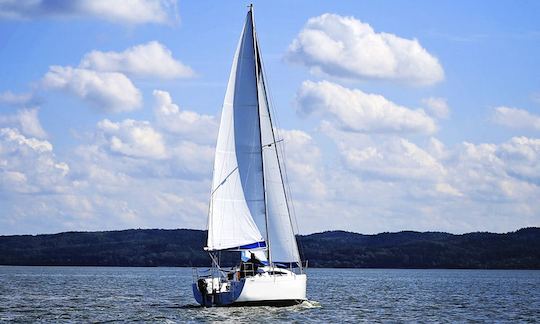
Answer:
[0,266,538,322]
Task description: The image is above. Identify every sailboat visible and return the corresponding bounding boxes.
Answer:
[192,5,307,307]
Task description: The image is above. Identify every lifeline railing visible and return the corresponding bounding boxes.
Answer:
[192,260,309,284]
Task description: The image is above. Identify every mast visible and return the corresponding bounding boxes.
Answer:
[255,31,300,269]
[249,5,272,266]
[250,5,301,267]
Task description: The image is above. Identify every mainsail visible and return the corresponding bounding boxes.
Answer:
[206,8,300,265]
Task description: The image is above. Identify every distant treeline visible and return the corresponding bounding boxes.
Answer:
[0,228,539,269]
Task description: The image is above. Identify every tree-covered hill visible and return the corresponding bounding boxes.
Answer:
[0,228,538,269]
[301,228,540,268]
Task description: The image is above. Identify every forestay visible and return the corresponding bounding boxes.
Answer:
[255,47,301,264]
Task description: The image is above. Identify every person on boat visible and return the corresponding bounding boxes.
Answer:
[197,278,207,299]
[249,252,264,273]
[239,261,246,279]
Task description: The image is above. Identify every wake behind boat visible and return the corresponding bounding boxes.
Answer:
[192,5,307,307]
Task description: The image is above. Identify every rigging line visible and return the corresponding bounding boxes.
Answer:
[255,23,301,267]
[210,166,239,197]
[280,139,306,262]
[257,31,304,266]
[262,139,284,148]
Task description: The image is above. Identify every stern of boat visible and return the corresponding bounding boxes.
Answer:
[192,268,244,307]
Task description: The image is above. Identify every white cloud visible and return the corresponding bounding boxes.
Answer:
[2,115,540,235]
[497,136,540,183]
[168,140,214,176]
[296,80,437,134]
[153,90,217,143]
[0,93,217,234]
[306,118,540,234]
[0,0,178,25]
[42,43,196,113]
[492,106,540,131]
[81,42,194,79]
[42,66,142,113]
[427,137,447,160]
[0,91,33,106]
[422,97,450,119]
[0,127,51,153]
[82,113,215,179]
[16,109,47,139]
[0,127,69,194]
[286,13,444,85]
[322,123,445,182]
[2,87,539,235]
[97,119,167,159]
[341,137,446,181]
[70,140,210,230]
[0,108,47,138]
[447,139,540,202]
[279,129,327,199]
[435,183,463,197]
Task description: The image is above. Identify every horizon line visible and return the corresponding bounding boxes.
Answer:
[1,226,538,238]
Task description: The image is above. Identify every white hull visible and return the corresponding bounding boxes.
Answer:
[193,267,306,307]
[236,271,306,303]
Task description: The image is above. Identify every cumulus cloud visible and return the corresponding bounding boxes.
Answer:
[322,123,446,182]
[279,129,327,199]
[446,139,540,202]
[42,66,142,113]
[153,90,217,143]
[0,0,178,25]
[341,137,446,181]
[286,13,444,85]
[80,42,194,79]
[2,112,540,235]
[422,97,450,119]
[296,80,437,134]
[0,108,47,138]
[492,106,540,131]
[497,136,540,183]
[0,128,69,194]
[313,127,540,233]
[0,92,218,234]
[168,140,214,176]
[41,42,197,113]
[16,109,47,138]
[97,119,167,159]
[2,79,539,235]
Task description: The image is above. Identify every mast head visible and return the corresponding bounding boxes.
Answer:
[248,3,253,12]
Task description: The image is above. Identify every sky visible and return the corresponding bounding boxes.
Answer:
[0,0,539,235]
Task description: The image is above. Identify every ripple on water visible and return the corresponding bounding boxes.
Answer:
[0,267,539,322]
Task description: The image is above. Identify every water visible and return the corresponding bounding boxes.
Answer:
[0,267,538,323]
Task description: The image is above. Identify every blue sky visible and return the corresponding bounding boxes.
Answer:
[0,0,539,235]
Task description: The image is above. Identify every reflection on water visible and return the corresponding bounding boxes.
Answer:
[0,266,538,322]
